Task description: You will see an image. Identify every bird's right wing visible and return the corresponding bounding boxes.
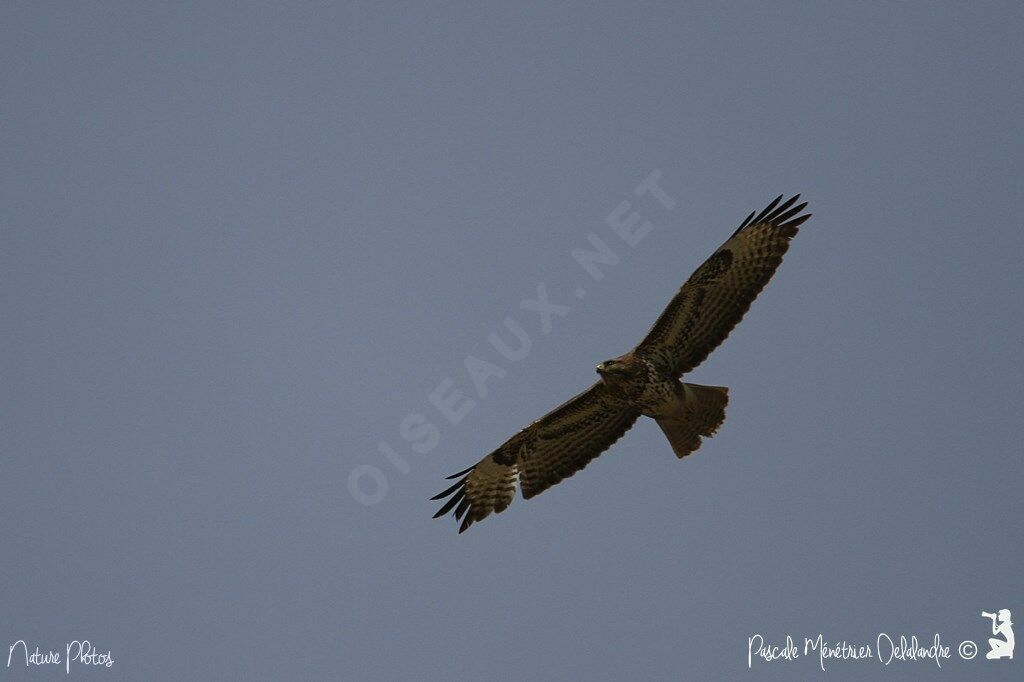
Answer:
[635,195,810,377]
[432,383,639,533]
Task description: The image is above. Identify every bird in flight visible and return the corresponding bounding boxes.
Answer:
[433,194,811,532]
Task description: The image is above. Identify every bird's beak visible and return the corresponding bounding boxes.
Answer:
[596,363,606,374]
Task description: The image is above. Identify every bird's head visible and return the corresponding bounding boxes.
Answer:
[596,358,631,377]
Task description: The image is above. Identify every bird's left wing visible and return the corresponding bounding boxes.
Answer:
[432,383,639,533]
[635,194,811,377]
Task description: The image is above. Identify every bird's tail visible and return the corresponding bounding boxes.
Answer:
[655,383,729,459]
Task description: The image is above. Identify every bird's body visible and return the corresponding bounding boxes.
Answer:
[598,352,683,416]
[433,194,811,532]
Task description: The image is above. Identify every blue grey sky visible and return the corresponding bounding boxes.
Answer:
[2,2,1022,680]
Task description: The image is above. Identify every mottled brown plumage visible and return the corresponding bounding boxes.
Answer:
[433,194,811,532]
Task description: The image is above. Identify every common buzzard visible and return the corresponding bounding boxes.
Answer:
[433,194,811,532]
